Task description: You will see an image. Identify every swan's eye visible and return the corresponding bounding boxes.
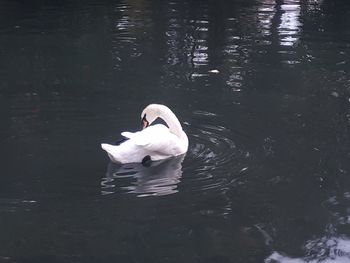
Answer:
[142,115,149,129]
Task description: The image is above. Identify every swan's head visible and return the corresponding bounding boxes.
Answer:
[141,104,170,129]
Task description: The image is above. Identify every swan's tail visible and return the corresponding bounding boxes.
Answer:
[101,143,121,163]
[101,143,114,153]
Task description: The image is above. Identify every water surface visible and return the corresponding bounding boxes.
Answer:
[0,0,350,262]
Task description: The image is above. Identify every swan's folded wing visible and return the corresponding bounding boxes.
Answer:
[121,130,150,146]
[120,125,178,156]
[121,130,154,143]
[133,126,178,154]
[121,131,135,139]
[145,139,178,155]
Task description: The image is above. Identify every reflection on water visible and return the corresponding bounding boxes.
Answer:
[101,155,184,197]
[0,198,37,213]
[278,2,301,47]
[0,0,350,261]
[111,1,152,70]
[181,110,252,194]
[267,237,350,262]
[162,1,211,81]
[266,190,350,262]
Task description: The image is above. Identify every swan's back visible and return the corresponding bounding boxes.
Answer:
[102,124,186,163]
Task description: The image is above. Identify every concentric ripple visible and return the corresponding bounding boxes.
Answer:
[181,110,251,193]
[100,110,252,197]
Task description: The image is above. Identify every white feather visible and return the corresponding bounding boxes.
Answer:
[101,104,188,164]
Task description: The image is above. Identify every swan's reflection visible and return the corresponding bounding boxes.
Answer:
[101,155,185,197]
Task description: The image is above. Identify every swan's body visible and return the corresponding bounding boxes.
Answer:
[101,104,188,164]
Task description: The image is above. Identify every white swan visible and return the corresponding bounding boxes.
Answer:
[101,104,188,164]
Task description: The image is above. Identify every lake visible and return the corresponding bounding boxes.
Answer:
[0,0,350,262]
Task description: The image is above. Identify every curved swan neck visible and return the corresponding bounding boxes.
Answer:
[142,104,186,138]
[158,106,184,138]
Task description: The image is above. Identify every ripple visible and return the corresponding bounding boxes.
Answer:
[101,110,251,197]
[0,198,37,213]
[266,236,350,263]
[181,110,251,193]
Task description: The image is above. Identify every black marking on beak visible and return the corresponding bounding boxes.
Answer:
[142,114,149,129]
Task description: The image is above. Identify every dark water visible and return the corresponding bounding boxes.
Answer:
[0,0,350,262]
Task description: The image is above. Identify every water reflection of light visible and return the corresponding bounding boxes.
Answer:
[257,1,275,40]
[257,0,301,47]
[223,22,245,89]
[163,1,210,80]
[191,39,209,67]
[253,0,302,66]
[101,155,184,197]
[0,198,37,213]
[188,20,210,79]
[266,190,350,262]
[278,3,301,47]
[266,236,350,262]
[111,0,151,69]
[165,3,182,67]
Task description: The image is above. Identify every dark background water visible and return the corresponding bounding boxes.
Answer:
[0,0,350,262]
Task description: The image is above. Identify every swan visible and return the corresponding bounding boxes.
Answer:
[101,104,188,164]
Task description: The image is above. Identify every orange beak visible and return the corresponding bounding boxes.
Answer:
[142,119,149,129]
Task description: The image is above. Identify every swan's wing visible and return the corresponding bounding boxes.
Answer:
[120,131,149,146]
[121,131,135,139]
[132,125,179,153]
[121,124,176,152]
[105,125,182,163]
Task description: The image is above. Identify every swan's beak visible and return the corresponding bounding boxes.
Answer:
[142,119,149,129]
[141,114,149,129]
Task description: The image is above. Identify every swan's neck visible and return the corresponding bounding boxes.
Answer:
[159,108,184,138]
